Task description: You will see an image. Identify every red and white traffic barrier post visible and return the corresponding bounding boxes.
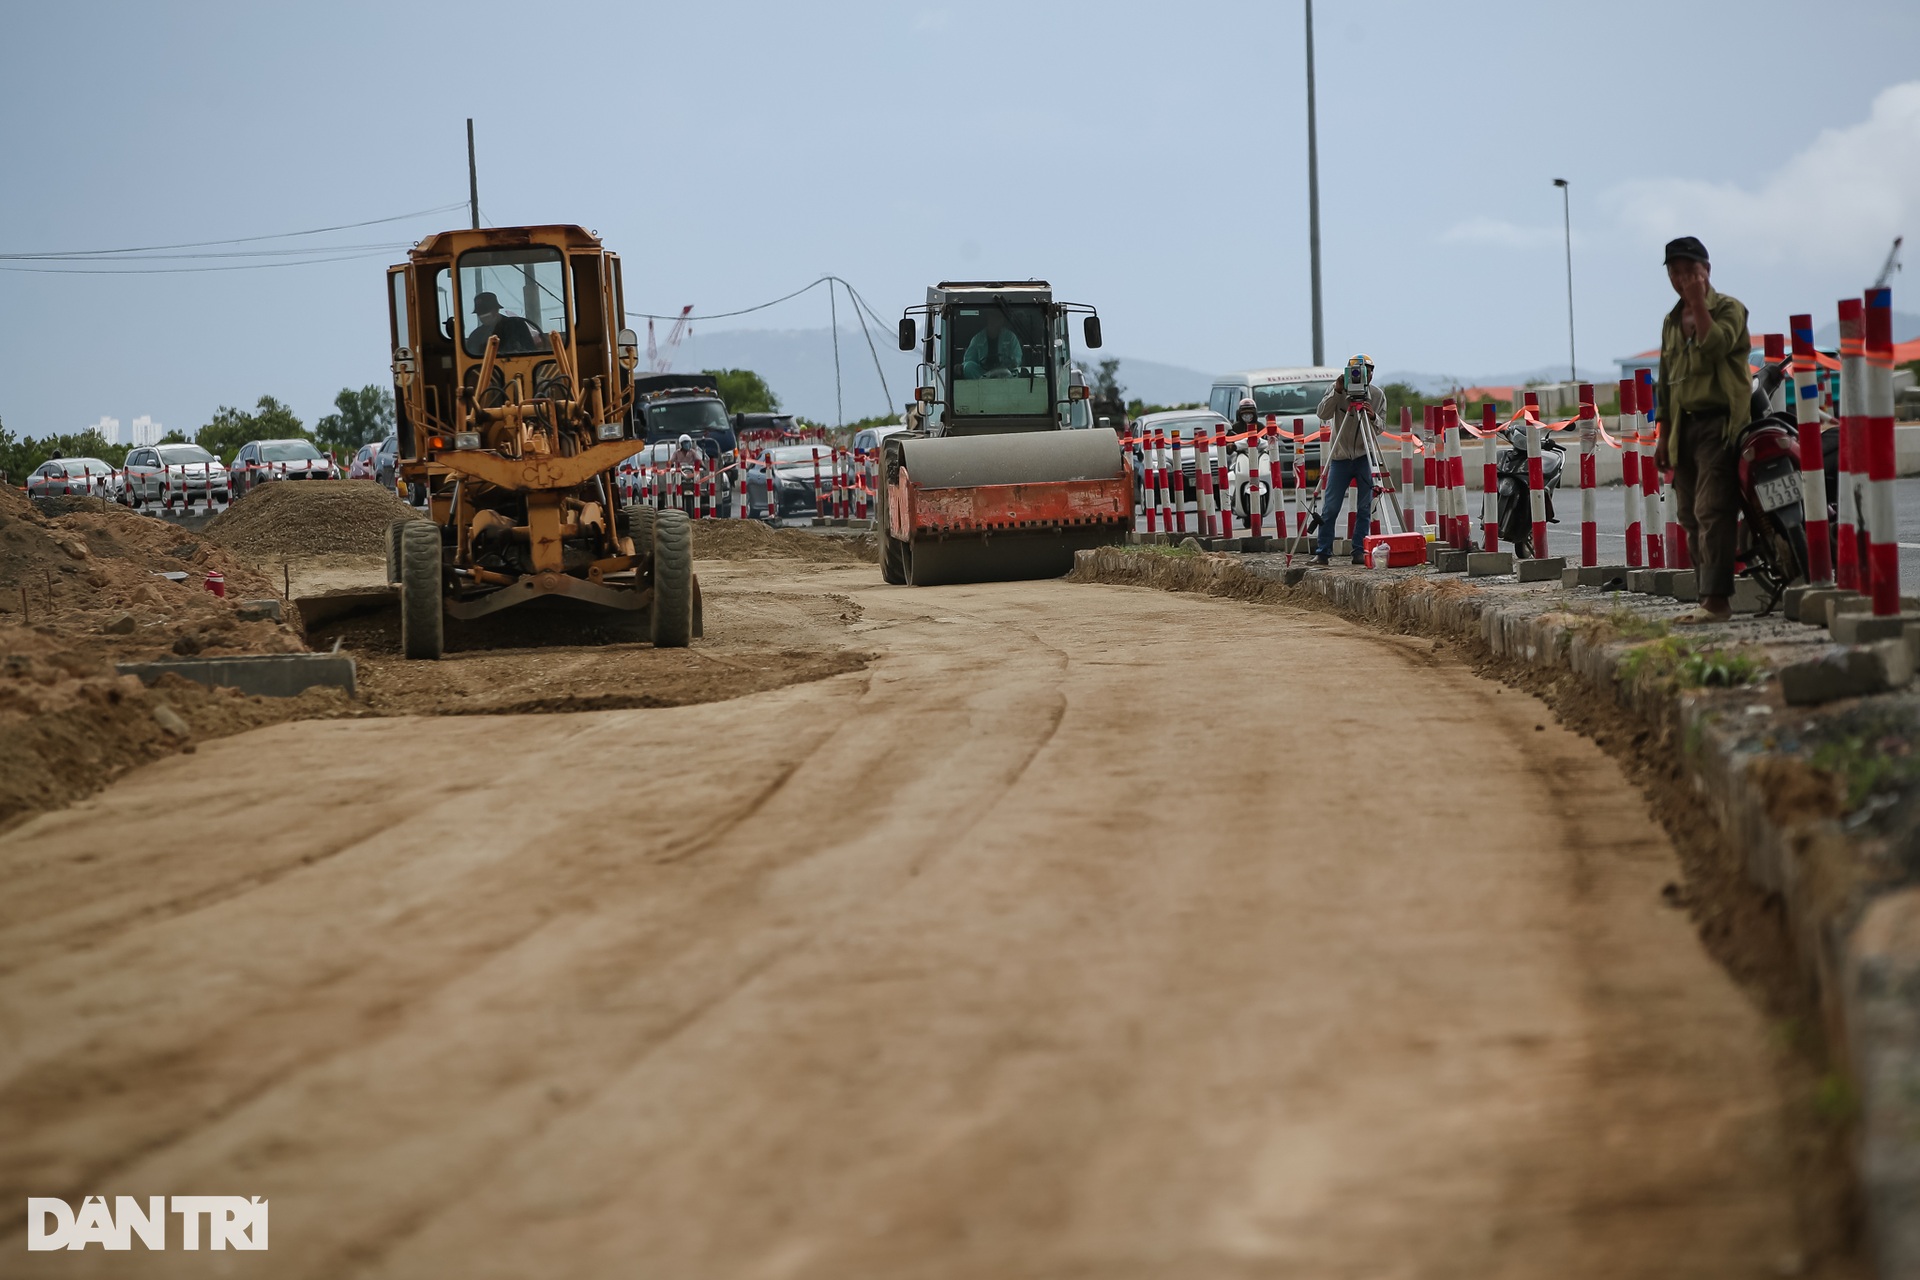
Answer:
[1445,399,1468,549]
[1619,379,1642,569]
[1864,287,1899,618]
[1637,376,1665,569]
[1212,427,1234,542]
[1577,382,1597,567]
[1480,403,1499,552]
[1266,418,1288,545]
[1790,314,1832,585]
[1836,298,1864,592]
[1521,392,1547,559]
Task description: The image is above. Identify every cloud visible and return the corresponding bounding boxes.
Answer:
[1437,217,1570,250]
[1606,81,1920,270]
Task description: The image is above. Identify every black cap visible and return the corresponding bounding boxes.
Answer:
[472,291,501,314]
[1663,236,1709,266]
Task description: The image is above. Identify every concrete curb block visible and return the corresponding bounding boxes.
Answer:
[1070,545,1916,1272]
[118,654,358,699]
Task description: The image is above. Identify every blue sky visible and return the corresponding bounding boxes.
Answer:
[3,0,1917,438]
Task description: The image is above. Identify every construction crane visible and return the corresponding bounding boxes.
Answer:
[647,304,694,373]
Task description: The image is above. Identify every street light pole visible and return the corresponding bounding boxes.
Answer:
[1553,177,1574,384]
[1305,0,1324,367]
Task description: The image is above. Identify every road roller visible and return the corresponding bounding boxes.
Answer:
[878,281,1134,586]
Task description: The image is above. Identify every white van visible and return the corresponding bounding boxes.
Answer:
[1207,366,1341,424]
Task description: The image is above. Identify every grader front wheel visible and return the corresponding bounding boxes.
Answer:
[650,508,693,648]
[399,521,444,660]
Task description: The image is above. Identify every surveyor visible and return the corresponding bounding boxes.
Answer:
[1311,355,1388,566]
[1653,236,1748,624]
[962,309,1024,379]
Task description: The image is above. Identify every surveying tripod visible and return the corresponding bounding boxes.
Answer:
[1298,404,1406,549]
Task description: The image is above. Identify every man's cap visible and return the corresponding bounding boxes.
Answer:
[473,291,501,313]
[1663,236,1710,266]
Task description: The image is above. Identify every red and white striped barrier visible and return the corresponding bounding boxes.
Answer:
[1619,378,1642,569]
[1864,286,1898,617]
[1480,402,1499,552]
[1577,382,1597,567]
[1836,297,1864,592]
[1638,375,1665,569]
[1523,394,1548,559]
[1445,400,1468,550]
[1790,313,1833,585]
[1211,429,1233,541]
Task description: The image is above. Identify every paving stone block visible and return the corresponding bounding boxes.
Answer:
[1562,563,1630,589]
[1797,588,1860,626]
[1433,549,1471,574]
[1467,552,1514,577]
[1783,583,1817,620]
[1779,641,1913,705]
[1626,568,1658,593]
[1670,570,1698,601]
[1515,556,1567,582]
[1832,611,1920,644]
[1729,577,1772,615]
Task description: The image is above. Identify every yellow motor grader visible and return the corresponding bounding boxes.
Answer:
[382,224,695,659]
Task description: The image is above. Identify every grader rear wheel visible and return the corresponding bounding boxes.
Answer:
[398,521,444,660]
[650,508,693,648]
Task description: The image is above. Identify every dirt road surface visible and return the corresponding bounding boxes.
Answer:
[2,558,1820,1277]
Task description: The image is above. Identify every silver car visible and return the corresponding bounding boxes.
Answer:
[121,443,230,507]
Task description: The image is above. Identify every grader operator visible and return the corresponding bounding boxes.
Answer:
[384,224,696,659]
[880,282,1132,585]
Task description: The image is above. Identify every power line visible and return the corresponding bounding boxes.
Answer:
[0,248,405,275]
[1,201,468,260]
[626,276,832,322]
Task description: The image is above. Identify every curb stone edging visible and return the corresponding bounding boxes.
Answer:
[1070,546,1918,1275]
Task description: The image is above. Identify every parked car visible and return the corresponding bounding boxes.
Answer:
[229,438,338,497]
[851,423,907,453]
[374,435,399,490]
[1207,366,1340,424]
[347,441,378,480]
[761,443,835,522]
[24,457,112,497]
[120,442,230,507]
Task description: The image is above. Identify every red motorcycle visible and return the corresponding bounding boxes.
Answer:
[1733,357,1812,610]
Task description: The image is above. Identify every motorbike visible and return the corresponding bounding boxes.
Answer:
[1494,423,1565,558]
[1732,358,1812,607]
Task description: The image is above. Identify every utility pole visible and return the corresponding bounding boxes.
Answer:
[1553,177,1575,383]
[1304,0,1324,367]
[466,119,480,230]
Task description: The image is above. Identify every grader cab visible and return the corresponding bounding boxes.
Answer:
[384,224,696,658]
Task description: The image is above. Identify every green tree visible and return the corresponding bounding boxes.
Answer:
[314,384,395,457]
[156,429,188,445]
[704,368,779,414]
[195,395,308,465]
[0,419,130,484]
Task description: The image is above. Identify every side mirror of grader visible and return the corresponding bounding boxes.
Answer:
[897,317,916,352]
[1083,316,1103,349]
[616,328,641,371]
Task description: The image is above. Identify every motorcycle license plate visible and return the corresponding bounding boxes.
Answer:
[1755,473,1798,513]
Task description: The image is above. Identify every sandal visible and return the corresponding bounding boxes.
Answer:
[1672,608,1732,626]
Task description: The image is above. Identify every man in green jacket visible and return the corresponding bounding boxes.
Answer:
[1653,236,1749,624]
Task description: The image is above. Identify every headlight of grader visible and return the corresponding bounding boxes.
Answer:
[453,432,481,451]
[596,422,623,441]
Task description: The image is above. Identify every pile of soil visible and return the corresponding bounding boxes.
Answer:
[690,520,877,563]
[0,484,322,828]
[206,480,422,558]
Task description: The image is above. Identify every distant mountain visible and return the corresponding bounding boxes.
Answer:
[668,327,1218,422]
[1381,366,1619,395]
